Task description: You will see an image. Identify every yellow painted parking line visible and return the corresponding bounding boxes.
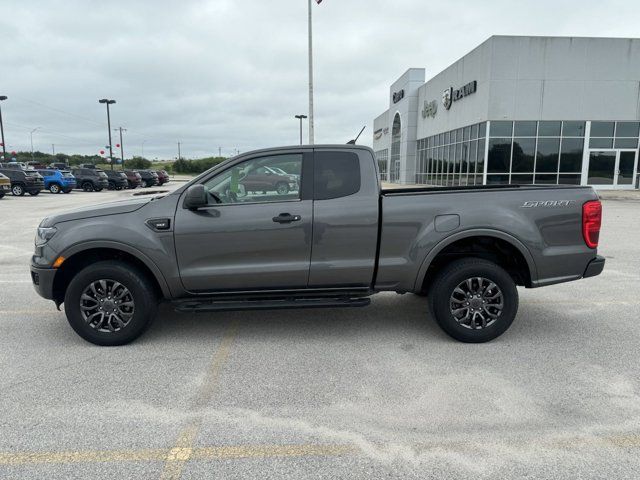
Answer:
[160,319,240,480]
[0,444,355,466]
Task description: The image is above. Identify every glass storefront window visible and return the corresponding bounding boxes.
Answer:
[471,124,478,140]
[536,138,560,173]
[511,138,536,172]
[514,121,537,137]
[589,137,613,148]
[510,174,534,185]
[538,121,561,136]
[477,138,486,174]
[486,174,509,184]
[614,138,638,149]
[487,138,511,172]
[615,121,640,138]
[590,121,615,137]
[559,174,581,185]
[478,122,487,139]
[490,121,513,137]
[562,121,585,137]
[559,137,584,172]
[534,174,558,184]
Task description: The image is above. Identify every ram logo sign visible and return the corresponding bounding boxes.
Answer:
[421,99,438,118]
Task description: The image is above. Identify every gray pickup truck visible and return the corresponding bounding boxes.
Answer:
[30,145,604,346]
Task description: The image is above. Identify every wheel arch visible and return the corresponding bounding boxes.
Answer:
[413,229,537,293]
[52,242,171,305]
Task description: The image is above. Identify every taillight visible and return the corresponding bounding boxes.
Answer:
[582,200,602,249]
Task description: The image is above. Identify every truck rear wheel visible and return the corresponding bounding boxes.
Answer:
[12,184,25,196]
[429,258,518,343]
[64,261,158,346]
[49,183,61,194]
[82,182,94,192]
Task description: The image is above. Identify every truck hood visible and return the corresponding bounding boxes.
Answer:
[40,197,152,227]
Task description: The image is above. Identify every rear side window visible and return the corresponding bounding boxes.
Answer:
[313,151,360,200]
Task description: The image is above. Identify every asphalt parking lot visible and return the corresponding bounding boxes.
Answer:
[1,186,639,479]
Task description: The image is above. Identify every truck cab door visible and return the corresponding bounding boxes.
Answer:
[308,149,380,288]
[174,151,313,293]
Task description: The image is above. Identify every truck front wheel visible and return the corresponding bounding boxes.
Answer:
[64,261,158,346]
[429,258,518,343]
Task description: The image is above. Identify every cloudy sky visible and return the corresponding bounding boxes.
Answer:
[1,0,638,160]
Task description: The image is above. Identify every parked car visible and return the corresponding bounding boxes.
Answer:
[79,163,97,169]
[154,170,170,186]
[0,166,44,196]
[0,162,25,170]
[71,167,108,192]
[36,169,76,194]
[0,172,10,198]
[27,161,48,170]
[123,170,142,189]
[49,162,70,170]
[29,145,605,346]
[135,169,158,187]
[240,164,298,195]
[104,170,128,190]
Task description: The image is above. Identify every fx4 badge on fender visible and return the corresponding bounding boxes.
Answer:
[521,200,576,208]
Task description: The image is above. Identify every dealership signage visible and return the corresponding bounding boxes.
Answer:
[373,128,383,140]
[421,99,437,119]
[442,80,477,110]
[392,89,405,103]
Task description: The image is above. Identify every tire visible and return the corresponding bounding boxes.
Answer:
[108,181,115,190]
[275,182,289,195]
[29,190,40,196]
[64,261,158,346]
[82,182,94,192]
[12,184,25,196]
[429,258,518,343]
[0,192,5,199]
[49,183,61,194]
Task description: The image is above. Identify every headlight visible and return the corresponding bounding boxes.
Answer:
[35,226,57,246]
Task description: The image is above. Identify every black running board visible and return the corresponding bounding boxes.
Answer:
[173,296,371,313]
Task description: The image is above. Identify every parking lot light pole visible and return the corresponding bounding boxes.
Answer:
[29,127,41,162]
[0,96,7,159]
[98,99,116,170]
[295,114,307,145]
[114,127,126,170]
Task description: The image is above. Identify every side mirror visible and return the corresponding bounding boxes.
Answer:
[184,184,208,210]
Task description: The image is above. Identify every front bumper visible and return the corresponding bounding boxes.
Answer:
[583,255,605,278]
[30,264,57,300]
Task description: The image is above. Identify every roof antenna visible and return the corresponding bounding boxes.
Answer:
[347,126,366,144]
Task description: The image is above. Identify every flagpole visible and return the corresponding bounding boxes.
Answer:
[308,0,314,145]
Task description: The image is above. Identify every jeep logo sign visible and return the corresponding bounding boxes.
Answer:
[392,89,405,103]
[421,99,437,119]
[442,80,477,110]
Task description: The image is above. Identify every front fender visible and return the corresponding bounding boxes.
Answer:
[58,240,173,297]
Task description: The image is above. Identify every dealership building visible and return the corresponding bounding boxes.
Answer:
[373,36,640,189]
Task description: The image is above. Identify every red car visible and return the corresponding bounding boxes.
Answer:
[153,170,170,186]
[123,170,142,189]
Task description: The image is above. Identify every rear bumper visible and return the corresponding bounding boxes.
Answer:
[583,255,605,279]
[30,264,56,300]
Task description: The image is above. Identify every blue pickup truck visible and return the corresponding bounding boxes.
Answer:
[36,169,77,194]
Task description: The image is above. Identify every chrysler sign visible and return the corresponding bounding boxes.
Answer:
[392,89,405,103]
[442,80,477,110]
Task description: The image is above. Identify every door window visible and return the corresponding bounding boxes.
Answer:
[203,154,302,204]
[313,151,361,200]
